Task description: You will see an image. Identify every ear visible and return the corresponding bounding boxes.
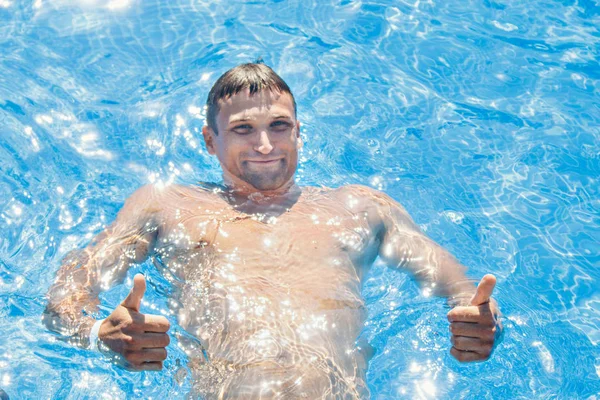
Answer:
[295,120,303,149]
[202,125,217,155]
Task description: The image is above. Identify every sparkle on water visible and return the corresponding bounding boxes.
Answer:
[1,0,599,399]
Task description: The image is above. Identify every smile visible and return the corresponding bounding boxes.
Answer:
[246,159,282,164]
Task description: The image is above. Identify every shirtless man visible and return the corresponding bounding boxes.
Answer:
[43,63,501,399]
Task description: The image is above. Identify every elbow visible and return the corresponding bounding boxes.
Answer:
[41,304,56,332]
[42,303,62,333]
[131,230,157,264]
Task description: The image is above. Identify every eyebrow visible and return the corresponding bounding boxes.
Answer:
[229,117,254,124]
[228,115,292,124]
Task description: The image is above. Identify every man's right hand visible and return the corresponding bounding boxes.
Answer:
[97,273,171,371]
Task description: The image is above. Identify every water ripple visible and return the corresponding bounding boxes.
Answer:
[0,0,599,398]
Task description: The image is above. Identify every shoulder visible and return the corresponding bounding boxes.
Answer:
[126,183,162,201]
[116,184,168,223]
[123,183,207,214]
[332,184,397,208]
[119,183,220,224]
[131,182,217,198]
[332,184,416,227]
[327,185,388,222]
[124,183,174,207]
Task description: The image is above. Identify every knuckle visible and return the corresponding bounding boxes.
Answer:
[130,363,145,372]
[126,362,140,371]
[450,348,458,359]
[123,350,136,362]
[120,320,135,333]
[131,351,143,363]
[129,322,144,333]
[454,337,465,348]
[122,335,135,346]
[450,347,464,362]
[129,315,144,329]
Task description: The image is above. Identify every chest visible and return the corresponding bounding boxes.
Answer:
[153,201,378,283]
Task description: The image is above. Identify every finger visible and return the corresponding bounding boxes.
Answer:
[121,274,146,312]
[470,274,496,306]
[128,361,163,371]
[141,314,171,333]
[450,322,497,341]
[450,347,490,363]
[128,332,170,349]
[451,336,493,352]
[124,348,168,364]
[447,306,493,323]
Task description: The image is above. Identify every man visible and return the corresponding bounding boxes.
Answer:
[44,63,501,399]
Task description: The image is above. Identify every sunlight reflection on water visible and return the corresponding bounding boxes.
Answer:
[0,0,599,398]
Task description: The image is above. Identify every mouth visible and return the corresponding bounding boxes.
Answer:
[246,158,283,165]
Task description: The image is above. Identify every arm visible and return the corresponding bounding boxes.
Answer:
[43,184,160,348]
[370,189,501,362]
[374,191,475,301]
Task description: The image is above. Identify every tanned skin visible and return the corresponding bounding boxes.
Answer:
[44,89,500,399]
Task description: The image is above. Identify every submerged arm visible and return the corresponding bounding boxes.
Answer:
[43,185,160,348]
[374,192,475,302]
[369,188,501,362]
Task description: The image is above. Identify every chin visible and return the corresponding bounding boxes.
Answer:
[241,163,293,191]
[244,173,291,191]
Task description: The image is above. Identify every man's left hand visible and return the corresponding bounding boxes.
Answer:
[446,274,501,362]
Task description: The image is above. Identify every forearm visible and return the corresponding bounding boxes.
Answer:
[42,308,97,348]
[43,250,102,347]
[381,231,475,303]
[44,185,160,347]
[43,240,136,346]
[423,243,477,304]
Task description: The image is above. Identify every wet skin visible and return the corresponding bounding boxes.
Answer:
[145,183,384,398]
[44,89,500,399]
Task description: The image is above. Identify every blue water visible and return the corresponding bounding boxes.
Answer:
[1,0,599,398]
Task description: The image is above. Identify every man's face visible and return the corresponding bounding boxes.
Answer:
[202,89,302,192]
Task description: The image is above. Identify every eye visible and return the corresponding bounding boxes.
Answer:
[271,120,292,131]
[232,124,253,135]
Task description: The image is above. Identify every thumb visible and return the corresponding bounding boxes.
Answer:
[470,274,496,306]
[121,274,146,312]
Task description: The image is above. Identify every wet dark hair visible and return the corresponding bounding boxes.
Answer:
[205,62,297,134]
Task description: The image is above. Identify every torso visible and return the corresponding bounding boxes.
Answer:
[151,184,383,399]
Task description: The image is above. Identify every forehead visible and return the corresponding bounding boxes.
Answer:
[217,89,295,124]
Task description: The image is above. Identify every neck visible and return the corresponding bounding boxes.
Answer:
[221,171,298,201]
[217,173,301,218]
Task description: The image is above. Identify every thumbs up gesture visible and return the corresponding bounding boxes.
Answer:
[96,274,171,371]
[446,274,501,362]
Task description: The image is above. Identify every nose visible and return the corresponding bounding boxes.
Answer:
[254,130,273,155]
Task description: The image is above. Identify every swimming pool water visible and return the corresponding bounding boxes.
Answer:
[0,0,599,398]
